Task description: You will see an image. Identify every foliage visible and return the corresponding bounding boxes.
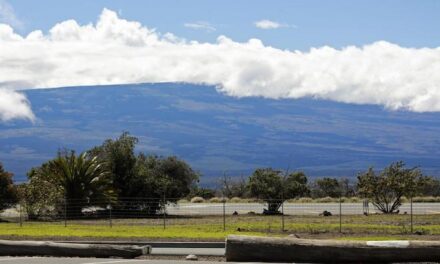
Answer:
[311,177,341,198]
[0,163,18,211]
[29,151,114,218]
[219,174,249,198]
[190,187,216,199]
[248,168,309,213]
[126,154,199,214]
[88,132,138,198]
[357,161,426,214]
[19,167,63,220]
[419,176,440,197]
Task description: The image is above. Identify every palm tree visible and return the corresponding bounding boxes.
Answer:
[45,151,115,218]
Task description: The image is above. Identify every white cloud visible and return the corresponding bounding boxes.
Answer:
[0,0,22,29]
[0,89,34,122]
[254,19,291,29]
[1,8,440,122]
[184,21,216,32]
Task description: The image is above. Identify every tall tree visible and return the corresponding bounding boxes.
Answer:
[31,151,114,218]
[89,132,138,198]
[0,163,18,211]
[248,168,309,214]
[311,177,341,198]
[128,154,199,214]
[357,161,425,214]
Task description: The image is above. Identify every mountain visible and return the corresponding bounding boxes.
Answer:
[1,83,440,184]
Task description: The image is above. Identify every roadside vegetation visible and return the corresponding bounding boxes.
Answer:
[0,131,440,239]
[1,214,440,241]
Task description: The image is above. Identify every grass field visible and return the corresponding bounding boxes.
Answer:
[1,214,440,241]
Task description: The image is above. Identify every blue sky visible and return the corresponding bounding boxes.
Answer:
[5,0,440,50]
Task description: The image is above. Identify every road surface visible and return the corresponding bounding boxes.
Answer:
[166,202,440,215]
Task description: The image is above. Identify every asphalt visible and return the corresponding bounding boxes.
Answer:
[167,202,440,215]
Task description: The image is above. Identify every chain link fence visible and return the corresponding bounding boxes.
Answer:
[1,198,439,235]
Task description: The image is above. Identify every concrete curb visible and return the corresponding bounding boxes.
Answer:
[226,235,440,263]
[0,240,150,258]
[59,241,225,248]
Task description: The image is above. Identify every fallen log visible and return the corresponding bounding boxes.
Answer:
[0,240,150,258]
[226,235,440,263]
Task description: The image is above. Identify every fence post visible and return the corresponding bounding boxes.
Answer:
[162,195,166,230]
[109,203,112,228]
[339,196,342,233]
[19,202,22,227]
[64,198,67,227]
[410,196,413,233]
[281,200,285,232]
[223,198,226,231]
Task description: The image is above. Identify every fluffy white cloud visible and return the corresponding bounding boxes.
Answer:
[184,21,216,32]
[1,8,440,122]
[254,19,289,29]
[0,89,34,122]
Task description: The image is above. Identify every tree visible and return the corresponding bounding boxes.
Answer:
[284,171,310,198]
[0,163,18,212]
[30,151,114,218]
[311,177,341,198]
[419,176,440,197]
[19,167,63,220]
[219,174,249,198]
[248,168,309,214]
[89,132,138,198]
[126,154,199,214]
[357,161,425,214]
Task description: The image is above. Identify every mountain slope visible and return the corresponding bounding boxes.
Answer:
[1,83,440,184]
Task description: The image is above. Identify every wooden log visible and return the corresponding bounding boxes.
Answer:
[226,235,440,263]
[0,240,150,258]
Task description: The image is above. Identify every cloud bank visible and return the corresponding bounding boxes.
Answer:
[1,8,440,121]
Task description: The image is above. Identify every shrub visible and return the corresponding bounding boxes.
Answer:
[296,197,314,203]
[209,197,220,203]
[316,197,337,203]
[348,197,361,203]
[177,198,189,204]
[229,197,243,203]
[190,196,205,203]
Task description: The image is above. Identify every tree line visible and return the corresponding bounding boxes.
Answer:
[0,132,439,218]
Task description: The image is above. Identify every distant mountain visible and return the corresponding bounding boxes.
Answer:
[1,83,440,185]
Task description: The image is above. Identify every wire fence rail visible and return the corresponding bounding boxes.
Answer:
[1,198,439,234]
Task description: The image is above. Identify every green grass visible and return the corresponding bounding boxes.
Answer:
[1,214,440,240]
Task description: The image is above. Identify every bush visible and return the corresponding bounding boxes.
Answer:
[208,197,228,203]
[190,196,205,203]
[295,197,314,203]
[316,197,337,203]
[413,196,440,203]
[229,197,243,203]
[348,197,361,203]
[177,198,189,204]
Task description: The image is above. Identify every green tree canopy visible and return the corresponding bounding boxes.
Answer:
[357,161,426,214]
[29,151,114,218]
[89,132,138,198]
[311,177,341,198]
[0,162,18,211]
[248,168,309,213]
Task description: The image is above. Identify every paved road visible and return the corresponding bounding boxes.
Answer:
[151,247,224,256]
[167,202,440,215]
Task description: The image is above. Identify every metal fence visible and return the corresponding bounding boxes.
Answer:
[1,198,439,235]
